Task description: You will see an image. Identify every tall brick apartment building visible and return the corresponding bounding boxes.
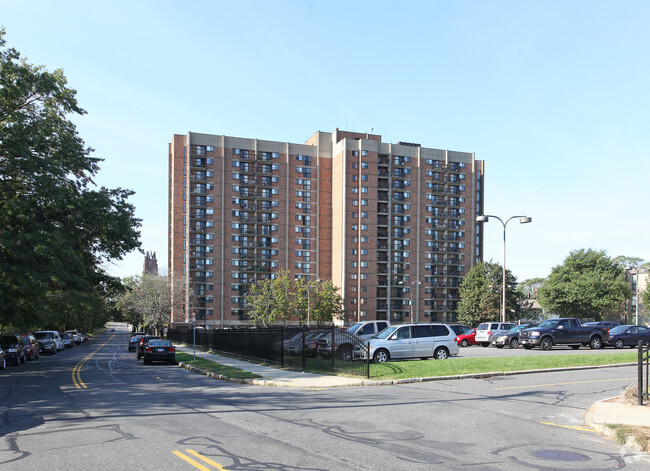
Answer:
[169,129,484,327]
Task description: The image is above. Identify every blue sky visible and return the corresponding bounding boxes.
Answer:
[3,0,649,282]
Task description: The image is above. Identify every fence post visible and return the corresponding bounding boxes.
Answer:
[639,340,644,406]
[281,326,285,368]
[331,324,335,371]
[302,324,306,373]
[366,341,370,379]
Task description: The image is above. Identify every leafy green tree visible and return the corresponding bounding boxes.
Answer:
[118,275,173,334]
[0,29,141,331]
[518,277,546,299]
[310,280,345,327]
[537,249,630,319]
[457,261,519,326]
[246,278,277,326]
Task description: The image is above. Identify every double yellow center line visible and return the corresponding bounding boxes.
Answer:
[72,334,115,389]
[172,450,229,470]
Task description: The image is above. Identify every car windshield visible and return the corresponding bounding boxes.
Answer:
[477,323,488,330]
[374,326,398,340]
[508,326,522,333]
[346,323,363,335]
[538,320,559,329]
[148,340,171,347]
[34,332,53,340]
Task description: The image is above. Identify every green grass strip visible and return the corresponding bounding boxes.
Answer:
[369,352,638,380]
[176,352,261,379]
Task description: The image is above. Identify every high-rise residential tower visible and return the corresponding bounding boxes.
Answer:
[169,129,484,327]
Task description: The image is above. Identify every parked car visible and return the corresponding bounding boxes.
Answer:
[60,332,74,348]
[359,323,459,363]
[65,330,82,345]
[0,346,5,369]
[456,328,478,347]
[21,335,40,360]
[448,324,472,336]
[317,320,391,360]
[136,335,161,359]
[606,325,650,349]
[490,325,533,349]
[0,335,27,365]
[475,322,516,347]
[34,331,64,351]
[128,335,144,352]
[37,337,57,355]
[143,339,177,364]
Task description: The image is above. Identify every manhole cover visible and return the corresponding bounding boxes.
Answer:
[531,450,589,462]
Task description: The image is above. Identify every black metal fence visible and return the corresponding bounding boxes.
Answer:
[637,341,649,405]
[167,325,370,378]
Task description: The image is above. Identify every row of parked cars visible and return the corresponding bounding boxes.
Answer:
[0,330,87,369]
[455,319,650,350]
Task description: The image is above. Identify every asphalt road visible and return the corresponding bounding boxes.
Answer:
[1,322,649,470]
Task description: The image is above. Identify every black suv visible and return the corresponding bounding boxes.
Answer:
[0,335,27,365]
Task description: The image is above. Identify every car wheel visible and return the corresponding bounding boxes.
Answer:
[509,338,519,349]
[434,347,449,360]
[590,336,603,349]
[337,345,353,361]
[614,339,625,349]
[460,339,469,347]
[540,337,553,350]
[373,349,389,363]
[481,342,489,347]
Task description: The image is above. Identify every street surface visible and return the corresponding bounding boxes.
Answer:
[1,322,648,470]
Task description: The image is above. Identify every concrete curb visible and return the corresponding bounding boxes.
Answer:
[178,360,638,388]
[585,397,650,453]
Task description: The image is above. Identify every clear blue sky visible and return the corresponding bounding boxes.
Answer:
[3,0,649,282]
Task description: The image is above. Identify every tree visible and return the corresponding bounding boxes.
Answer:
[0,29,141,331]
[518,277,546,299]
[457,261,519,326]
[310,280,345,327]
[537,249,630,320]
[118,275,173,334]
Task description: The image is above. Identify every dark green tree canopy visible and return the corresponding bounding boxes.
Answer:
[457,261,519,326]
[537,249,630,320]
[0,29,141,331]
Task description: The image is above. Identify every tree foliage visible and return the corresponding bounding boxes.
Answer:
[117,275,175,334]
[246,270,344,326]
[537,249,630,319]
[0,29,141,331]
[457,261,519,326]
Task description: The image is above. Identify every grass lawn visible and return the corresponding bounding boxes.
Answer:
[369,352,638,380]
[176,352,261,379]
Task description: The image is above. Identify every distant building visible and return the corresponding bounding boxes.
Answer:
[168,129,485,327]
[625,266,648,325]
[143,251,159,276]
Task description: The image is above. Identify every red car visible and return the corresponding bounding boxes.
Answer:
[21,335,40,360]
[456,328,478,347]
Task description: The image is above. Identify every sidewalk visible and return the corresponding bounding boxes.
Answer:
[175,345,366,388]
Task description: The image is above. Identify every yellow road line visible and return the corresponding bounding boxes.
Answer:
[540,421,597,433]
[495,377,636,390]
[72,334,115,389]
[172,451,212,471]
[186,449,230,470]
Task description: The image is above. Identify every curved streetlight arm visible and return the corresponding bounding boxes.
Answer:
[476,214,532,322]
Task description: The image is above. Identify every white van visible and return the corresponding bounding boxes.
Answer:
[361,323,459,363]
[475,322,516,347]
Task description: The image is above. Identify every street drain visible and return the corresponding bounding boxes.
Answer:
[531,450,590,462]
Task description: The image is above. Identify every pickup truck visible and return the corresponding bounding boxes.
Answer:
[519,318,609,350]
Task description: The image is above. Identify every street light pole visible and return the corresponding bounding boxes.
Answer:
[626,266,645,326]
[412,280,422,323]
[476,214,532,323]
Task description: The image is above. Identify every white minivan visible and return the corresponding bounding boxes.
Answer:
[362,323,459,363]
